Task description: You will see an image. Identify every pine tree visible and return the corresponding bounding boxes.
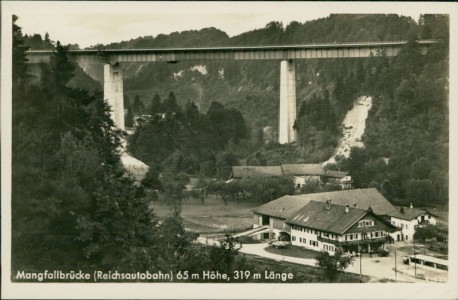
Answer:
[150,93,162,115]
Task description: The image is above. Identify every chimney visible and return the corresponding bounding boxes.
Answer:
[326,199,331,209]
[345,204,350,213]
[410,202,413,209]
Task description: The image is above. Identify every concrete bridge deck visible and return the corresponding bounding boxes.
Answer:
[25,39,438,143]
[27,40,437,64]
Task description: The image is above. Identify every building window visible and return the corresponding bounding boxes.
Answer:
[303,238,307,244]
[375,232,379,238]
[292,236,296,241]
[401,224,404,229]
[299,238,302,243]
[406,225,408,229]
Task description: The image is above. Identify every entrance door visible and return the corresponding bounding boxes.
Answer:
[397,234,400,241]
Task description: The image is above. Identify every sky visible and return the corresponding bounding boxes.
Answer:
[9,1,432,49]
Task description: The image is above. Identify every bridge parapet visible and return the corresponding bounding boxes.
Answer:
[24,39,438,144]
[26,40,437,64]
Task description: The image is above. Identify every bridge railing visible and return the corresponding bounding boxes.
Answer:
[26,40,438,64]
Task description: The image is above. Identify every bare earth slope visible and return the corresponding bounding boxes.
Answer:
[324,96,372,166]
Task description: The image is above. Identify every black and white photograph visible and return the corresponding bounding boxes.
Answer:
[1,1,457,299]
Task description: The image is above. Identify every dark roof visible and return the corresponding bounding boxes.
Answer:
[231,166,283,178]
[252,188,396,218]
[285,201,368,234]
[389,207,431,220]
[252,195,315,219]
[298,188,395,215]
[281,164,324,176]
[324,171,349,178]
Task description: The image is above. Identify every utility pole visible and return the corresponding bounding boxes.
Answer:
[358,242,362,283]
[395,249,397,281]
[413,228,417,277]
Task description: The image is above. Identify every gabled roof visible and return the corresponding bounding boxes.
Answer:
[325,171,349,178]
[389,207,431,221]
[252,188,396,218]
[281,164,324,176]
[252,195,315,219]
[231,166,283,178]
[285,201,368,234]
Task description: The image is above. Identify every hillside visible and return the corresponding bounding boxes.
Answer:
[25,14,449,207]
[74,14,420,138]
[125,14,449,207]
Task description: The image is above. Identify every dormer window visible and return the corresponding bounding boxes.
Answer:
[358,220,374,227]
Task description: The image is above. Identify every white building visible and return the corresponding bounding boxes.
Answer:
[286,200,396,255]
[388,204,437,242]
[251,188,398,253]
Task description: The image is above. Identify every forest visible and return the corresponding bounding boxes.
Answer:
[12,13,449,276]
[12,16,255,278]
[118,14,448,207]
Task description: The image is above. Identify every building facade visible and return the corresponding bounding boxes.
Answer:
[286,201,395,255]
[251,188,398,253]
[388,205,437,242]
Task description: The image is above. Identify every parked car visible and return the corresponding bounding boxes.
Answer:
[268,240,290,249]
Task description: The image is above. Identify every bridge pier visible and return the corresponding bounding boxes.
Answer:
[104,63,125,130]
[279,59,297,144]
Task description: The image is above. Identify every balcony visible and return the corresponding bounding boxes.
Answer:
[318,236,390,246]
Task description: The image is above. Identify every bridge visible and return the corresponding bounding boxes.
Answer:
[26,40,437,143]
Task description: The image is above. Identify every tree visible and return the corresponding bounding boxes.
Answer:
[150,93,162,115]
[161,172,189,216]
[164,91,180,115]
[411,158,434,180]
[156,216,199,272]
[12,15,31,89]
[195,175,210,204]
[50,41,75,91]
[141,165,162,191]
[208,180,243,206]
[132,94,145,115]
[315,251,353,282]
[215,152,239,180]
[368,180,380,190]
[125,107,135,128]
[208,235,243,274]
[12,19,162,275]
[405,179,435,206]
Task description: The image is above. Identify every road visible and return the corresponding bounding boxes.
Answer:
[197,237,447,283]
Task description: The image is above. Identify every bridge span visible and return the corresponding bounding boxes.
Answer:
[26,40,437,143]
